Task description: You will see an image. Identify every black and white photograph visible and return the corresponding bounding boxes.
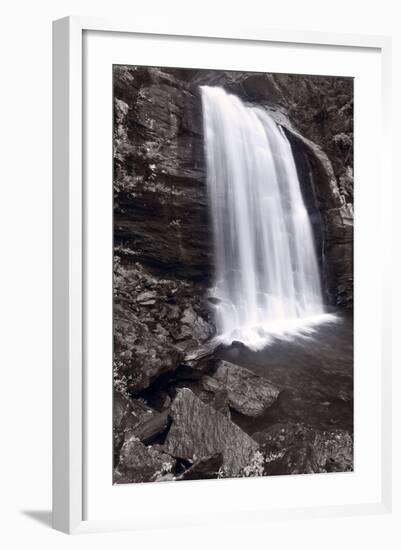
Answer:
[1,0,398,543]
[112,65,354,484]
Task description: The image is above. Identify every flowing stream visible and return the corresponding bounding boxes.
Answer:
[201,86,334,350]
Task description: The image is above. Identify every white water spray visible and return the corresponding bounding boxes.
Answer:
[201,86,334,350]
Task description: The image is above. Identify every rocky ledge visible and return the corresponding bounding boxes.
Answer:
[114,382,353,482]
[114,349,353,482]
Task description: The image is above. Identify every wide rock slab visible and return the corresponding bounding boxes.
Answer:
[202,360,279,417]
[164,388,258,476]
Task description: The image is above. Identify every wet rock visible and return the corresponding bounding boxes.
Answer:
[180,340,219,367]
[164,388,259,476]
[179,305,211,342]
[115,436,176,484]
[202,360,279,417]
[173,341,219,381]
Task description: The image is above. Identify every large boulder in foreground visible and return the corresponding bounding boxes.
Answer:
[164,388,259,476]
[202,360,279,417]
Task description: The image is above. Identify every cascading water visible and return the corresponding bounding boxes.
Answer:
[201,86,334,351]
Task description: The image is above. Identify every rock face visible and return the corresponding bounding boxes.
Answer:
[113,390,158,462]
[114,67,209,281]
[202,360,279,417]
[253,422,353,475]
[283,128,353,307]
[116,435,176,484]
[164,388,259,476]
[113,258,213,395]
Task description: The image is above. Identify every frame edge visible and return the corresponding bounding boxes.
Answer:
[52,15,393,533]
[52,15,83,534]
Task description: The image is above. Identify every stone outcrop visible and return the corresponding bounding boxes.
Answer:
[164,388,259,476]
[114,67,209,281]
[202,360,279,417]
[253,422,353,475]
[113,390,158,462]
[115,435,176,484]
[113,258,213,395]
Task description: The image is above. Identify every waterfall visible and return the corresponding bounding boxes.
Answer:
[201,86,334,351]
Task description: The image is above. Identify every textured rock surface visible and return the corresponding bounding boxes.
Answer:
[115,436,176,484]
[128,409,170,445]
[164,388,259,476]
[176,453,223,480]
[114,67,209,280]
[253,422,353,475]
[113,258,213,395]
[202,360,279,417]
[113,390,157,462]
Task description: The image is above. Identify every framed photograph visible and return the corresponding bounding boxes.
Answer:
[52,17,392,533]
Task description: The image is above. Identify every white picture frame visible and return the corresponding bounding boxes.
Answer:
[52,16,392,534]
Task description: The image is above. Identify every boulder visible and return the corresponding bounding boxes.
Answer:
[173,340,219,381]
[202,361,279,417]
[123,337,182,394]
[253,422,353,475]
[113,391,157,457]
[311,429,353,473]
[126,409,171,445]
[114,310,184,395]
[179,305,211,343]
[115,436,176,484]
[164,388,259,476]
